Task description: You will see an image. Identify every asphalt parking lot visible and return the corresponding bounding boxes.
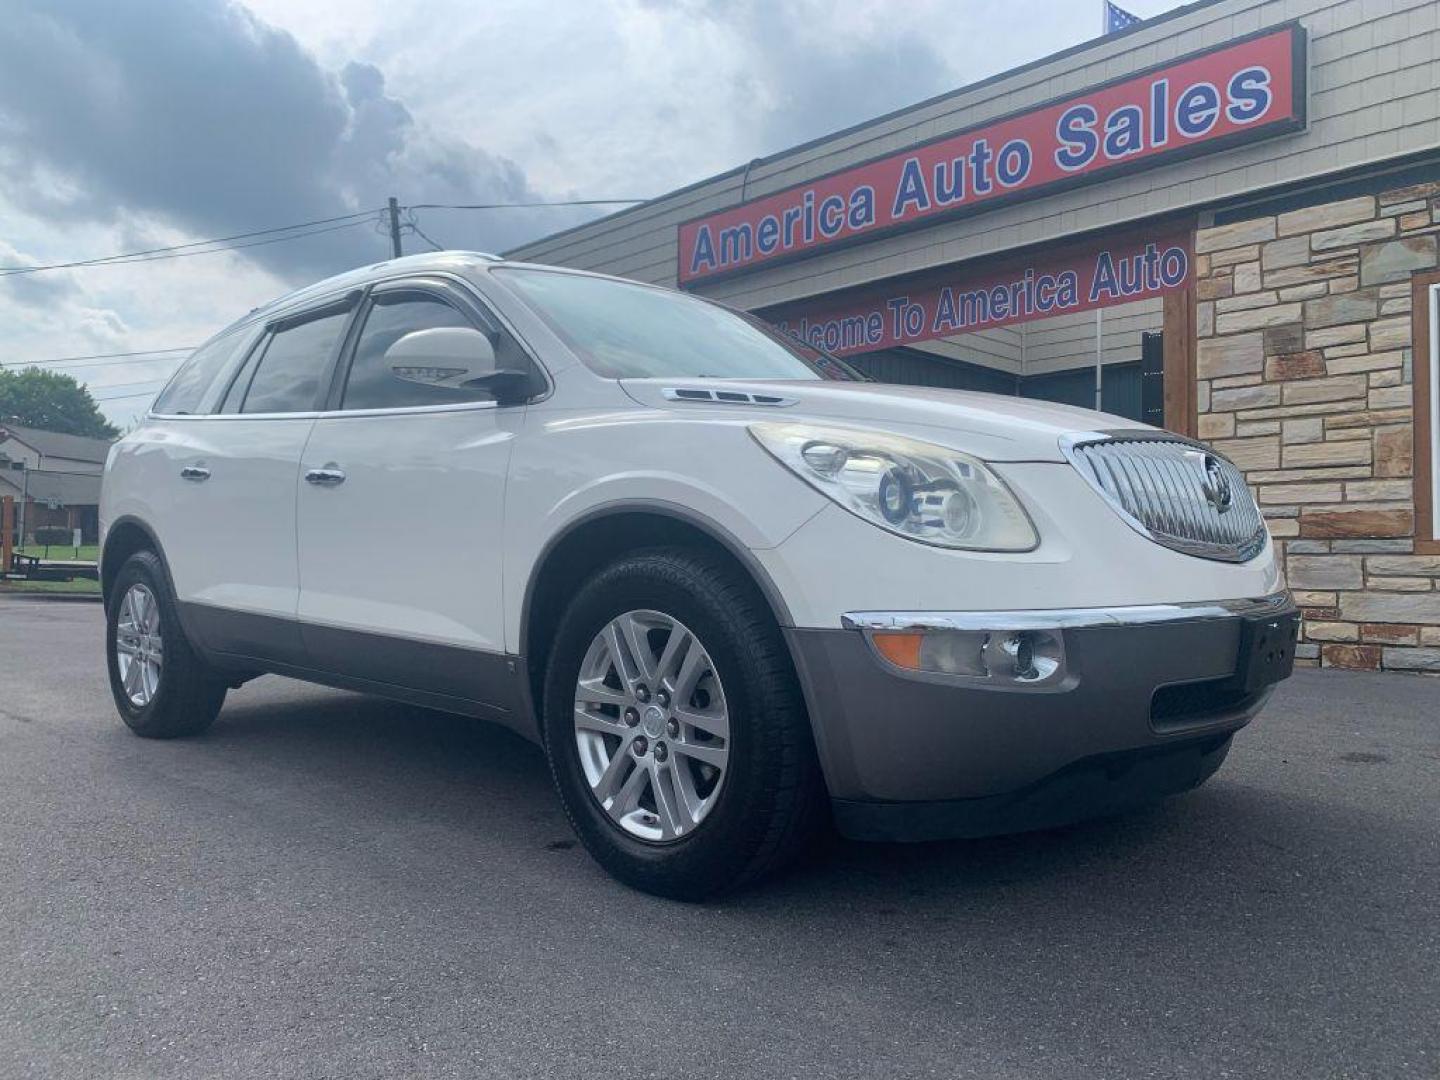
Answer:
[0,595,1436,1080]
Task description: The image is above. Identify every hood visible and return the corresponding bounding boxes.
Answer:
[618,378,1150,462]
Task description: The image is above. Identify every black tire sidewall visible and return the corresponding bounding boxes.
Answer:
[105,550,219,738]
[542,552,801,897]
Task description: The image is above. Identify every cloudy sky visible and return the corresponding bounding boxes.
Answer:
[0,0,1186,429]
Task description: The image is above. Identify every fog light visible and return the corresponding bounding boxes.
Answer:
[1006,632,1036,680]
[984,629,1063,683]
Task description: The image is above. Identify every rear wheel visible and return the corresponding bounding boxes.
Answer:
[106,550,226,738]
[543,549,825,899]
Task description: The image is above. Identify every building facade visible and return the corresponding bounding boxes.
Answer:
[0,424,111,544]
[509,0,1440,672]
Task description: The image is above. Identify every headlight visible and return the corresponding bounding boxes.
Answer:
[749,422,1038,551]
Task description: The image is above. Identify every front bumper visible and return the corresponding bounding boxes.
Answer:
[786,592,1298,841]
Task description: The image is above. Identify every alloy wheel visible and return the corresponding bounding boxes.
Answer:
[573,609,730,842]
[114,583,164,707]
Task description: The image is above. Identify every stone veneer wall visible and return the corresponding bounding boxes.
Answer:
[1193,183,1440,673]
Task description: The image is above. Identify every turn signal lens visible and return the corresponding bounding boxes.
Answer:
[871,631,924,670]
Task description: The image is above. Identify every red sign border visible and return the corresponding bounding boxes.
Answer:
[679,21,1307,288]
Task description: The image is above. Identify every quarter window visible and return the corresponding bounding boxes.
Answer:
[240,307,351,414]
[342,292,493,410]
[152,329,253,415]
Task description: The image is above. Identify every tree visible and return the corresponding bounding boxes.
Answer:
[0,368,119,439]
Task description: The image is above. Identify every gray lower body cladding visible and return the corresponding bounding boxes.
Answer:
[786,614,1281,842]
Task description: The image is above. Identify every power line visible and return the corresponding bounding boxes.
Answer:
[0,209,386,277]
[5,354,188,377]
[0,196,648,279]
[91,387,166,403]
[411,199,646,211]
[24,217,378,274]
[1,347,195,372]
[408,224,444,252]
[403,210,445,252]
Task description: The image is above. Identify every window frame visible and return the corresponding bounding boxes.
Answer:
[318,275,547,418]
[1412,271,1440,555]
[149,324,263,417]
[146,270,550,422]
[234,294,362,417]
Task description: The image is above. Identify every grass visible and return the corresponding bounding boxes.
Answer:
[1,544,101,595]
[15,544,99,562]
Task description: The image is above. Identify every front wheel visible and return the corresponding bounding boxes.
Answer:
[105,550,226,738]
[542,549,825,900]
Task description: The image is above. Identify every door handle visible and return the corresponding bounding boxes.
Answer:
[180,464,210,482]
[305,465,346,487]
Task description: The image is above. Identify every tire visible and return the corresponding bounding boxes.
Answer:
[542,548,826,900]
[105,549,226,738]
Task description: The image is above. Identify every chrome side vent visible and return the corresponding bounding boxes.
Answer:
[661,387,796,407]
[1062,432,1267,563]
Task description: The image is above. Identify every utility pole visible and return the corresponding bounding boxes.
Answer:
[17,463,27,551]
[2,495,13,576]
[387,197,403,259]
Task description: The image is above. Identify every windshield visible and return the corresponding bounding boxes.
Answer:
[493,267,862,381]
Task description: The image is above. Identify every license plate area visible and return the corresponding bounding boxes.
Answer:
[1233,610,1301,693]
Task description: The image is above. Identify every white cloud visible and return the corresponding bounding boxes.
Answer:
[0,211,290,430]
[1,0,1188,430]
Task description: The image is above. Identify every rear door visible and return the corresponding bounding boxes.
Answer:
[127,323,261,609]
[295,277,532,710]
[160,297,357,663]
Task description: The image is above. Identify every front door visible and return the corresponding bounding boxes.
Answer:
[295,279,527,710]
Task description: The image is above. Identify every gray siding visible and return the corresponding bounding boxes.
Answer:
[910,328,1024,371]
[1020,298,1164,375]
[509,0,1440,310]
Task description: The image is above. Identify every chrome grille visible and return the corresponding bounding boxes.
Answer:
[1063,434,1267,563]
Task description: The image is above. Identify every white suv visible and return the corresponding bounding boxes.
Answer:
[101,252,1298,898]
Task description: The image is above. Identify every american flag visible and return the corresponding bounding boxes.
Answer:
[1104,1,1141,33]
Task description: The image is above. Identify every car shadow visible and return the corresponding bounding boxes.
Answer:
[80,670,1435,1075]
[185,678,1423,928]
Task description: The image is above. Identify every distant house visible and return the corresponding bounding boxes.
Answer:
[0,424,114,544]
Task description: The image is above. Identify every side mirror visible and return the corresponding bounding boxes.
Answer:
[383,327,531,405]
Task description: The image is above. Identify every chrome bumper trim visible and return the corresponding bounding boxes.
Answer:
[840,592,1295,633]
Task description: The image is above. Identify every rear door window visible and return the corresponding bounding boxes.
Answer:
[240,306,353,414]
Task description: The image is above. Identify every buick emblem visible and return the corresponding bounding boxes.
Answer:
[1201,454,1233,514]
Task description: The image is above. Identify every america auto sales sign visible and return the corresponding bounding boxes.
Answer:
[763,224,1192,356]
[679,24,1305,286]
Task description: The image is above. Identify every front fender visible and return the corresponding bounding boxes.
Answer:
[501,411,828,650]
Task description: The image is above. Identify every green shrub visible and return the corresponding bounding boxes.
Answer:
[33,526,74,547]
